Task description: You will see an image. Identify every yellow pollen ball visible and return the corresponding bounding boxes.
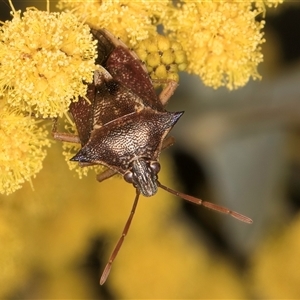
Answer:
[147,52,161,68]
[161,49,175,65]
[157,35,171,51]
[155,64,168,78]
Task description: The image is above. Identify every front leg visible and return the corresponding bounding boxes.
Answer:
[153,79,178,106]
[96,168,118,182]
[52,118,81,144]
[162,136,175,150]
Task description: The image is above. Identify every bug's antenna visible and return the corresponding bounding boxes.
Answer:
[157,181,252,224]
[100,189,140,285]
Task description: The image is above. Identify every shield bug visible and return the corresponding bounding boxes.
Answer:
[53,28,252,285]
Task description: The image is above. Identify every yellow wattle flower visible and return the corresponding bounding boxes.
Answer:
[57,0,173,48]
[0,8,97,118]
[163,1,267,90]
[0,106,50,195]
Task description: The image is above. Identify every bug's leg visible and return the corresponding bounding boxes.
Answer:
[96,168,118,182]
[78,162,98,167]
[153,79,179,106]
[100,189,140,285]
[52,118,81,143]
[162,136,176,150]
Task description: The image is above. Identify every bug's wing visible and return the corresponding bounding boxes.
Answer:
[69,83,95,146]
[91,73,145,129]
[91,29,164,111]
[70,66,136,146]
[106,46,163,111]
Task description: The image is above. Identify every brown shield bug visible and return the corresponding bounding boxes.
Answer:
[53,28,252,285]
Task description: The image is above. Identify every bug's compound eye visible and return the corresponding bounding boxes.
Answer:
[124,171,134,184]
[150,161,161,175]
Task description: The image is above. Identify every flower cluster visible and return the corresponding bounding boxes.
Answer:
[134,34,187,83]
[57,0,283,90]
[57,0,173,47]
[0,2,97,194]
[0,106,50,194]
[0,8,97,118]
[163,1,266,89]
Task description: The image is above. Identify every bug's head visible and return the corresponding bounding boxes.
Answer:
[123,158,161,197]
